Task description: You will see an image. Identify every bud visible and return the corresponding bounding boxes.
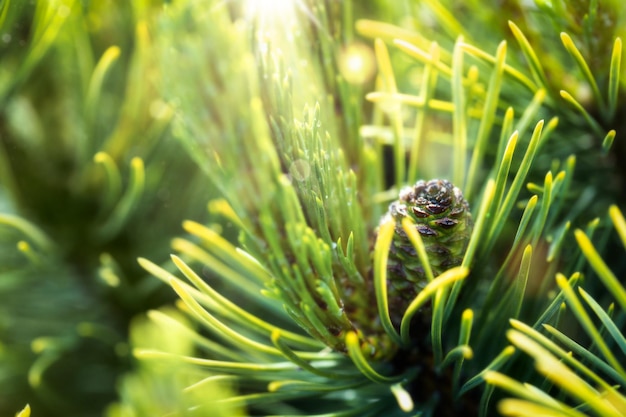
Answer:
[381,179,472,327]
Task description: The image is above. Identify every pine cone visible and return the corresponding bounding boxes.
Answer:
[381,179,472,327]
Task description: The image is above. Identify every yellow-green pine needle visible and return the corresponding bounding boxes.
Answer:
[139,257,318,350]
[432,288,447,365]
[459,308,474,345]
[93,152,122,210]
[170,278,285,358]
[440,346,473,371]
[559,90,604,136]
[16,240,43,265]
[356,20,430,53]
[487,130,518,231]
[484,371,577,416]
[0,213,54,252]
[508,21,550,96]
[96,157,145,241]
[208,198,251,235]
[608,38,622,120]
[506,330,622,416]
[345,331,407,384]
[466,41,506,200]
[452,37,467,188]
[390,383,414,412]
[497,398,585,417]
[401,217,435,282]
[480,196,537,314]
[28,345,61,389]
[170,238,265,299]
[365,91,455,113]
[532,349,623,417]
[515,89,547,140]
[578,288,626,357]
[461,43,537,93]
[487,119,544,248]
[459,346,516,396]
[15,404,31,417]
[147,310,248,362]
[463,179,495,269]
[602,130,617,153]
[560,32,605,112]
[533,272,581,329]
[171,255,321,352]
[400,267,469,344]
[270,331,356,380]
[135,349,299,373]
[375,38,404,188]
[495,107,515,164]
[555,272,625,374]
[267,379,365,394]
[182,220,271,283]
[408,41,440,182]
[451,309,474,390]
[394,38,453,79]
[512,319,620,390]
[424,0,469,41]
[20,0,76,81]
[530,171,553,245]
[373,219,403,345]
[547,221,571,262]
[511,245,532,319]
[86,46,121,127]
[446,180,494,320]
[575,229,626,311]
[609,205,626,251]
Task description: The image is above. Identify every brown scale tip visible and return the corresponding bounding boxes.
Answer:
[388,179,468,224]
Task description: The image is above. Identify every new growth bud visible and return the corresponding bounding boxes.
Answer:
[382,179,472,326]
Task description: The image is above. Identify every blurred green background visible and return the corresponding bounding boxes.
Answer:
[1,1,625,416]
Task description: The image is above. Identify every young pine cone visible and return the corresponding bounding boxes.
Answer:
[381,179,472,327]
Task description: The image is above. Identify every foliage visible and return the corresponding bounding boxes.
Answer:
[0,1,624,417]
[0,1,209,415]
